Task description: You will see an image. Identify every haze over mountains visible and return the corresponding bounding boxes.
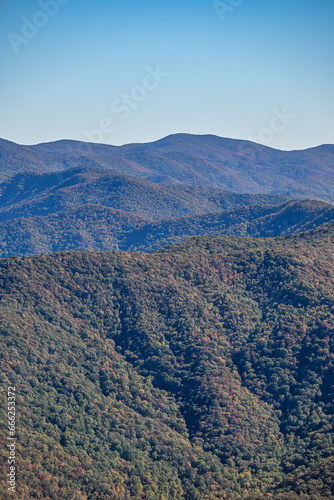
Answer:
[0,134,333,258]
[0,166,287,223]
[1,134,334,200]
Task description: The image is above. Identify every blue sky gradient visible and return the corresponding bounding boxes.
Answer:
[0,0,333,149]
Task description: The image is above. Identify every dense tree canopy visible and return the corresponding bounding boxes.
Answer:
[0,225,333,498]
[0,200,333,258]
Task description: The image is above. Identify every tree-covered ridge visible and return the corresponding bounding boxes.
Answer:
[0,226,333,498]
[0,199,332,258]
[1,134,334,201]
[0,166,287,223]
[0,138,63,182]
[0,205,149,257]
[124,199,334,252]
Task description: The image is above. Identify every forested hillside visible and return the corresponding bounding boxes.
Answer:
[0,167,286,223]
[0,226,333,499]
[0,139,63,182]
[0,199,332,258]
[123,199,334,252]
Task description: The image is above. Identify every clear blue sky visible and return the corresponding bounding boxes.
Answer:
[0,0,333,149]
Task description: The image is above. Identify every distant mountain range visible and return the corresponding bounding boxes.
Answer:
[1,134,334,201]
[0,134,333,257]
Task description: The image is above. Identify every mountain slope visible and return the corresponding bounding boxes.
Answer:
[124,199,334,252]
[0,226,334,498]
[0,200,333,258]
[0,205,149,256]
[0,138,63,182]
[0,166,287,223]
[2,134,334,201]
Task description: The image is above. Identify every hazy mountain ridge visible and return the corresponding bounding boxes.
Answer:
[0,163,333,258]
[0,166,287,223]
[1,134,334,200]
[0,138,63,181]
[1,135,333,258]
